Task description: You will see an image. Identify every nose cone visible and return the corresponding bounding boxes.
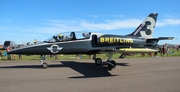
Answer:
[7,43,48,55]
[7,46,34,54]
[7,48,27,54]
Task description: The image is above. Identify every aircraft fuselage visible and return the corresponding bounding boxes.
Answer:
[8,34,158,55]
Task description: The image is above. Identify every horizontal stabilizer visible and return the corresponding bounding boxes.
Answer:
[147,37,174,40]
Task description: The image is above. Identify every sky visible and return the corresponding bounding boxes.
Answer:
[0,0,180,45]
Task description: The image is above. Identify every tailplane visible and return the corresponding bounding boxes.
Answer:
[127,13,158,38]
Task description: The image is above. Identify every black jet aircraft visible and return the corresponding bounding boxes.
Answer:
[8,13,174,69]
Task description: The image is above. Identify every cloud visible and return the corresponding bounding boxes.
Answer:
[79,19,141,30]
[164,14,180,19]
[2,15,180,35]
[86,14,98,18]
[110,14,126,18]
[27,19,142,34]
[1,15,180,44]
[157,18,180,27]
[32,17,180,34]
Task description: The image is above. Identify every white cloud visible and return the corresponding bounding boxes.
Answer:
[1,15,180,44]
[27,19,142,34]
[33,17,180,34]
[157,18,180,27]
[110,14,126,18]
[2,16,180,35]
[79,19,141,30]
[164,14,180,19]
[86,14,98,18]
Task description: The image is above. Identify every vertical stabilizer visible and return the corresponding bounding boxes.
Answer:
[127,13,158,38]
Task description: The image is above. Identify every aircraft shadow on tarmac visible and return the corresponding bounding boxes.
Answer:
[60,61,129,78]
[0,61,129,78]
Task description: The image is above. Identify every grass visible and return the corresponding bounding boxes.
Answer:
[0,48,180,61]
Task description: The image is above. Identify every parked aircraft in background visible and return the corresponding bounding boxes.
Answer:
[8,13,174,70]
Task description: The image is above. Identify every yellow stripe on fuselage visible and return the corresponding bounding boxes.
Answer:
[119,48,159,53]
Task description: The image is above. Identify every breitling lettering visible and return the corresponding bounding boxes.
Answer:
[100,37,133,43]
[47,45,63,54]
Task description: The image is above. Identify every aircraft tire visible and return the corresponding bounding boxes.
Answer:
[42,62,48,69]
[95,58,103,65]
[108,60,116,69]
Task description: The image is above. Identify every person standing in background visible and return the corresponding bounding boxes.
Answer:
[6,46,11,60]
[0,51,2,60]
[162,45,166,57]
[12,47,16,60]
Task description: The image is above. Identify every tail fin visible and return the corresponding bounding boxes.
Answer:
[127,13,158,38]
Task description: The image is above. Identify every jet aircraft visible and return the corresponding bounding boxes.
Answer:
[8,13,174,70]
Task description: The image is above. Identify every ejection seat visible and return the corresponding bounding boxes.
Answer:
[70,32,76,40]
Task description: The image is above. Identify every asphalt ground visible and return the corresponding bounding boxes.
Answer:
[0,57,180,92]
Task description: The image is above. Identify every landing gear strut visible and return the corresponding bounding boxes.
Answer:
[106,52,116,70]
[93,53,116,70]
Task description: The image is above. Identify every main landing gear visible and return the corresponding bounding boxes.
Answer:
[93,53,116,70]
[40,58,48,69]
[39,53,116,69]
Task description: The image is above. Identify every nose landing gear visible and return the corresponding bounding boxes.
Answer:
[40,59,48,69]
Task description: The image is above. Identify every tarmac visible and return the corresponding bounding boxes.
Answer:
[0,57,180,92]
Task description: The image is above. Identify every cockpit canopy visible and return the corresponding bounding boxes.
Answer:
[44,32,91,42]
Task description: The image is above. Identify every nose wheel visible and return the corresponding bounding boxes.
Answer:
[40,59,48,69]
[42,62,48,69]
